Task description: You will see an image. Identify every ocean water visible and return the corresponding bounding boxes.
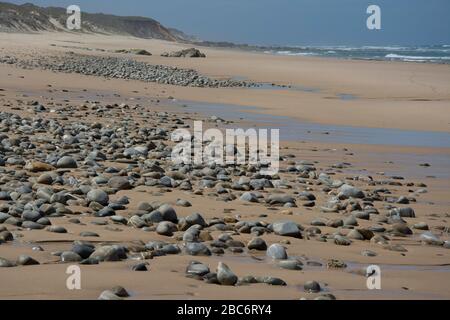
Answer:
[263,45,450,64]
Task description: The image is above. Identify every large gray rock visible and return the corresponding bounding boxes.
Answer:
[90,245,127,262]
[159,204,178,223]
[185,213,207,228]
[47,226,67,233]
[389,207,416,218]
[72,244,95,259]
[247,237,267,251]
[240,192,258,202]
[17,255,40,266]
[87,189,109,206]
[304,280,321,293]
[186,261,210,276]
[334,235,352,246]
[278,259,303,270]
[267,194,296,205]
[182,225,201,242]
[0,257,16,267]
[272,221,302,238]
[98,290,123,300]
[56,156,78,169]
[21,211,42,222]
[156,221,178,236]
[128,215,147,228]
[217,262,238,286]
[266,244,288,260]
[185,242,211,256]
[338,184,365,199]
[60,251,82,262]
[108,176,132,190]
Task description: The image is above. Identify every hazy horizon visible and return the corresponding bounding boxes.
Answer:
[3,0,450,46]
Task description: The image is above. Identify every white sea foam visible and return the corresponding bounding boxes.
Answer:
[385,53,450,61]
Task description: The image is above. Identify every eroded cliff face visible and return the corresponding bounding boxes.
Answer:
[0,1,180,41]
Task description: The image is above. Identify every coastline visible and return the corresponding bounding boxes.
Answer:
[2,32,450,133]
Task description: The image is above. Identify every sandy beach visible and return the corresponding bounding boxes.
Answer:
[0,32,449,300]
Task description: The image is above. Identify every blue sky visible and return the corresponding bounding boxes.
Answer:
[5,0,450,46]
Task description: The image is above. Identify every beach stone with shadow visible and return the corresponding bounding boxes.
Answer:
[278,259,303,270]
[98,290,123,300]
[272,221,302,238]
[186,261,210,277]
[304,280,321,293]
[217,262,238,286]
[0,257,16,267]
[266,244,288,260]
[247,237,267,251]
[60,251,82,262]
[185,242,211,256]
[56,156,77,169]
[131,262,149,271]
[87,189,109,206]
[17,255,39,266]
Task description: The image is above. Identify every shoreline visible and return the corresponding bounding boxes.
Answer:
[2,32,450,133]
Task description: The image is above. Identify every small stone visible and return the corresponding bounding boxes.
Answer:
[185,242,211,256]
[111,286,129,297]
[131,262,148,271]
[56,156,78,169]
[334,235,352,246]
[17,255,40,266]
[278,259,303,270]
[361,250,377,257]
[391,223,413,235]
[247,238,267,251]
[266,244,288,260]
[90,245,127,262]
[25,161,55,172]
[98,290,122,300]
[60,251,82,262]
[413,222,429,230]
[327,259,347,269]
[338,184,365,199]
[272,221,302,238]
[79,231,100,237]
[347,229,365,240]
[159,204,178,223]
[389,207,416,218]
[87,189,109,206]
[108,176,132,190]
[186,261,210,277]
[72,244,95,259]
[257,276,287,286]
[47,226,67,233]
[128,215,147,228]
[304,280,321,293]
[240,192,258,202]
[156,221,178,236]
[0,257,16,267]
[217,262,238,286]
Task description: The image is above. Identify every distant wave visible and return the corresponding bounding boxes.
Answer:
[275,51,315,56]
[385,53,450,61]
[264,45,450,64]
